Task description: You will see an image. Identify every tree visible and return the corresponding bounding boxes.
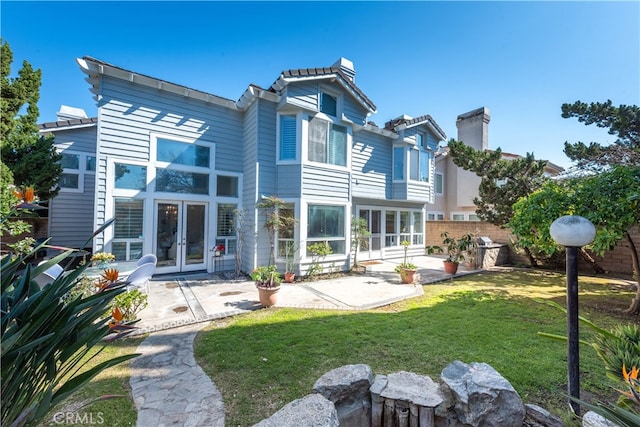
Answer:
[0,39,62,201]
[511,165,640,314]
[448,139,549,265]
[562,100,640,170]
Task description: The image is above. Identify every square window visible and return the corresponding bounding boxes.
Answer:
[61,153,79,169]
[115,163,147,191]
[217,175,238,197]
[308,118,346,166]
[59,173,79,189]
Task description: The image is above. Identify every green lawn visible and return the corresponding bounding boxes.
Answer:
[194,270,636,426]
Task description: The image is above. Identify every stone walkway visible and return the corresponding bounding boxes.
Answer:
[130,322,224,427]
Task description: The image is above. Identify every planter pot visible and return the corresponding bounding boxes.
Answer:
[284,272,295,283]
[257,285,280,307]
[399,269,416,284]
[443,261,459,274]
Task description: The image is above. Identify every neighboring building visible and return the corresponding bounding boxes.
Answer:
[44,57,447,275]
[38,106,98,249]
[429,107,564,222]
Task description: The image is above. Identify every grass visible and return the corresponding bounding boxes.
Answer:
[36,336,145,427]
[193,269,636,426]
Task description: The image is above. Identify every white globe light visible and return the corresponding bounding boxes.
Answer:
[550,215,596,247]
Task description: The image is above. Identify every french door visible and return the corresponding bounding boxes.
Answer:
[155,201,207,273]
[358,208,382,260]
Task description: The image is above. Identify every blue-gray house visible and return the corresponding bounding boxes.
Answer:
[44,57,446,276]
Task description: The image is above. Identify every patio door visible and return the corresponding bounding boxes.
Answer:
[155,201,207,273]
[358,209,382,260]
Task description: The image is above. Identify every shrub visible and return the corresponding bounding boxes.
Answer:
[113,289,149,321]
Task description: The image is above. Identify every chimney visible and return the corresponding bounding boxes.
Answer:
[333,57,356,82]
[57,105,88,121]
[456,107,490,151]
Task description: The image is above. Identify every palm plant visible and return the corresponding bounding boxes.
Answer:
[1,217,139,427]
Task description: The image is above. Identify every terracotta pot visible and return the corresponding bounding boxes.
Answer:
[443,261,459,274]
[257,285,280,307]
[399,269,416,284]
[284,272,295,283]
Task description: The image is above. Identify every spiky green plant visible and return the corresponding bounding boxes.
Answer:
[0,217,139,427]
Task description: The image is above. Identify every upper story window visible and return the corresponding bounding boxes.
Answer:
[217,175,238,197]
[409,148,431,182]
[393,147,404,180]
[435,172,444,195]
[320,92,337,117]
[279,115,297,161]
[59,152,96,192]
[156,138,209,167]
[115,163,147,191]
[416,133,423,147]
[308,117,347,166]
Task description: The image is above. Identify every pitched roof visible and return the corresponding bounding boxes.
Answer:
[270,65,377,113]
[384,114,447,141]
[38,117,98,133]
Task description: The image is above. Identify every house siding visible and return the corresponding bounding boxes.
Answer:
[343,96,368,125]
[301,164,350,200]
[49,125,97,249]
[351,130,391,199]
[284,81,318,111]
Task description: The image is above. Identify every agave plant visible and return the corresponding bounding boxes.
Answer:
[0,217,139,427]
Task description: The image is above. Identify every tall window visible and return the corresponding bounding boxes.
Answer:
[307,204,345,254]
[435,173,443,195]
[320,92,337,116]
[385,211,397,247]
[277,203,295,258]
[112,198,144,261]
[409,149,431,182]
[155,138,210,194]
[279,115,296,161]
[217,204,237,254]
[393,147,404,180]
[308,117,347,166]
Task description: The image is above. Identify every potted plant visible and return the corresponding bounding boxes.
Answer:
[250,265,282,307]
[394,240,417,284]
[426,232,477,274]
[283,241,298,283]
[90,251,115,268]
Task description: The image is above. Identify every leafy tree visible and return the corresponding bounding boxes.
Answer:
[0,39,61,201]
[511,165,640,314]
[448,139,549,265]
[562,100,640,170]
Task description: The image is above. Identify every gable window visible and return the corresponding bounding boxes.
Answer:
[279,115,296,161]
[435,173,443,195]
[320,92,337,117]
[308,117,347,166]
[393,147,404,180]
[217,175,238,197]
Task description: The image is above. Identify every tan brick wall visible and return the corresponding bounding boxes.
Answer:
[425,221,638,275]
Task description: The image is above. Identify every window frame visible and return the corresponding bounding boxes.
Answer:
[306,203,347,256]
[435,172,444,195]
[307,116,349,168]
[58,150,95,193]
[277,113,299,163]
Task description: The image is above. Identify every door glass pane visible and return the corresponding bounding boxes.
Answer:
[185,205,205,265]
[157,203,178,267]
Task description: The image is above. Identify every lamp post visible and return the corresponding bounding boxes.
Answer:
[549,215,596,416]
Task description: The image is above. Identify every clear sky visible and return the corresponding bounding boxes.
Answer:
[2,1,639,169]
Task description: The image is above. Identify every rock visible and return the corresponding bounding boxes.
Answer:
[313,364,374,427]
[441,360,526,426]
[253,393,339,427]
[524,404,564,427]
[378,371,444,408]
[582,410,619,427]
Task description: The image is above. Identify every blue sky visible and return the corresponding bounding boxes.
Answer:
[2,1,639,169]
